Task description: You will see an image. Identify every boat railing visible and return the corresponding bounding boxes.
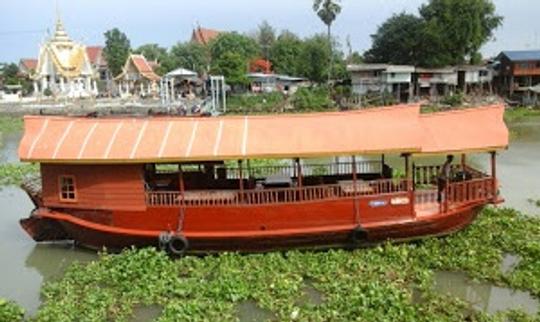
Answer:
[447,177,495,205]
[146,178,409,208]
[414,176,495,212]
[217,160,382,180]
[412,164,489,187]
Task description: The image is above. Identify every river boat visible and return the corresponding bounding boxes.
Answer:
[18,104,508,254]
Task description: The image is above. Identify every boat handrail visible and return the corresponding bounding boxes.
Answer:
[216,160,383,180]
[146,178,409,208]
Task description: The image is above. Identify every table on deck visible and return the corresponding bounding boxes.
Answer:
[183,190,238,202]
[338,180,374,194]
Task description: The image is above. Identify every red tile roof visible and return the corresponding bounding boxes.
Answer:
[131,55,161,81]
[86,46,106,66]
[191,27,222,45]
[20,58,38,71]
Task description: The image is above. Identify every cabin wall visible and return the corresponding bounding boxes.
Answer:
[41,164,146,211]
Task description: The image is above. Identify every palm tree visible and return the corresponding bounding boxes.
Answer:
[313,0,342,82]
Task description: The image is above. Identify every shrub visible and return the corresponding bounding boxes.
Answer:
[291,87,334,111]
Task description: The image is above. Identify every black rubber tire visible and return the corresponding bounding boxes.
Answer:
[351,226,368,245]
[168,235,189,256]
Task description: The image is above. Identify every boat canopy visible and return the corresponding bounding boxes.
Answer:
[18,104,508,164]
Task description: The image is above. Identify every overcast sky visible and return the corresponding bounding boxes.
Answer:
[1,0,539,63]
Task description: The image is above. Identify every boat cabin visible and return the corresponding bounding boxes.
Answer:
[18,104,509,253]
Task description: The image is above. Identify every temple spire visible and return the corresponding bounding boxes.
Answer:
[52,0,70,43]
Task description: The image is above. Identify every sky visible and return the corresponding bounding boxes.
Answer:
[1,0,540,63]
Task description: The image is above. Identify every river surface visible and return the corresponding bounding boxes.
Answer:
[0,117,539,317]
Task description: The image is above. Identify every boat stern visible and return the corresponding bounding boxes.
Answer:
[20,210,70,242]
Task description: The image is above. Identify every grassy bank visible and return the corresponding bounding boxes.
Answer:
[504,107,540,123]
[1,207,536,322]
[0,116,23,134]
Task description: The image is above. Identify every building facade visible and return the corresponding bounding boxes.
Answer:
[115,54,161,98]
[495,50,540,102]
[348,64,415,102]
[33,18,97,98]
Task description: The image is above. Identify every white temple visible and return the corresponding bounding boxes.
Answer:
[33,18,97,98]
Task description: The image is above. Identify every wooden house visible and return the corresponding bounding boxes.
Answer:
[495,50,540,100]
[414,67,458,98]
[347,64,415,102]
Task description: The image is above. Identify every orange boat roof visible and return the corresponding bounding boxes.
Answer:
[18,104,508,164]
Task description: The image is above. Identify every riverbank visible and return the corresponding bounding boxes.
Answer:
[1,207,538,322]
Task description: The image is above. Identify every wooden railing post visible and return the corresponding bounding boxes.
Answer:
[490,151,497,202]
[238,160,244,203]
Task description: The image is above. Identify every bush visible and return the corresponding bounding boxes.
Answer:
[43,88,52,97]
[440,91,464,107]
[291,87,334,111]
[226,93,286,114]
[0,299,24,322]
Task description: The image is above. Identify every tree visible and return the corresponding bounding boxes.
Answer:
[169,42,211,76]
[313,0,342,80]
[2,63,19,84]
[419,0,503,66]
[209,33,260,63]
[103,28,131,77]
[133,44,167,62]
[364,13,425,65]
[256,20,276,60]
[211,52,249,87]
[296,34,332,83]
[269,31,303,75]
[364,0,502,67]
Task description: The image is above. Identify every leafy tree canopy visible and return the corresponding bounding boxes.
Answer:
[296,34,332,84]
[103,28,131,77]
[364,0,502,67]
[256,20,276,59]
[364,13,425,66]
[209,33,260,63]
[211,51,250,87]
[269,30,303,76]
[168,42,211,76]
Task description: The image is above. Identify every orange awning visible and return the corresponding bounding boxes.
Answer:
[18,104,508,164]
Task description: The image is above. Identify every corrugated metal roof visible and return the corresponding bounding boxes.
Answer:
[18,104,508,163]
[500,50,540,62]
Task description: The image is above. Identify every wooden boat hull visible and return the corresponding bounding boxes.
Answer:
[21,203,485,253]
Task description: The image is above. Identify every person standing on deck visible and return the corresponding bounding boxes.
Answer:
[437,155,454,203]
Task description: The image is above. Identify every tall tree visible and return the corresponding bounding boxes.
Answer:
[169,42,211,76]
[103,28,131,77]
[313,0,342,81]
[363,13,425,65]
[269,30,303,75]
[256,21,276,60]
[209,33,260,63]
[419,0,503,66]
[364,0,502,67]
[296,34,332,84]
[211,52,250,87]
[133,44,167,62]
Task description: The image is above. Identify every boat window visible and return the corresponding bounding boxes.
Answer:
[59,175,77,202]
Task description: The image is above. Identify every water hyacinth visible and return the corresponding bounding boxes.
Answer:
[0,207,533,321]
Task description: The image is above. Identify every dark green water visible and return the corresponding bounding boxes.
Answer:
[0,117,539,317]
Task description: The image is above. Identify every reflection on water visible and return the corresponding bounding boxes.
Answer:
[501,253,520,275]
[0,132,22,163]
[131,304,163,322]
[236,300,276,322]
[434,271,539,315]
[0,186,97,315]
[297,280,325,306]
